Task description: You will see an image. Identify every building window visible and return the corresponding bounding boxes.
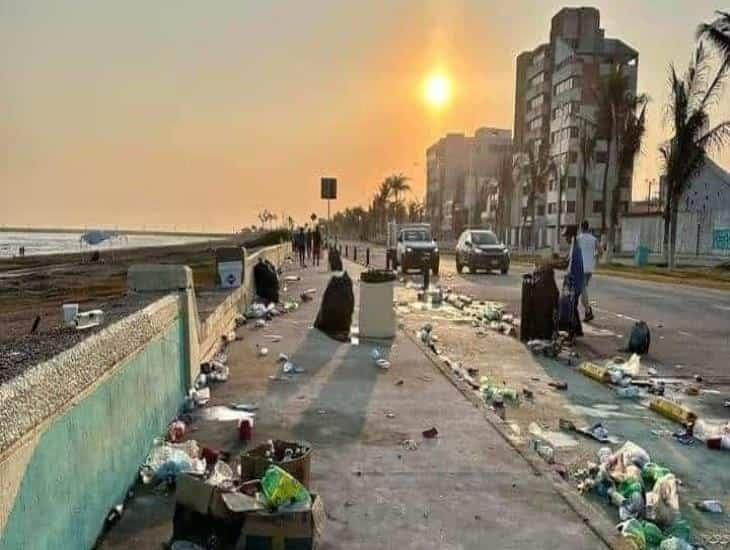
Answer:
[537,205,545,216]
[529,72,545,87]
[593,200,604,213]
[548,203,556,214]
[567,176,577,188]
[621,201,629,213]
[527,117,543,131]
[567,201,576,213]
[554,77,580,96]
[528,94,544,110]
[569,151,578,163]
[570,127,579,138]
[595,151,608,164]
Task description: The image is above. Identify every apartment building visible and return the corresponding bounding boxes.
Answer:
[426,127,511,239]
[511,7,638,249]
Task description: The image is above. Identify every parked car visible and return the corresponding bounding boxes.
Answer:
[387,222,439,275]
[455,229,510,274]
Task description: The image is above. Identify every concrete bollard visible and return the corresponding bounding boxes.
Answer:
[422,258,430,290]
[366,248,370,266]
[386,252,390,270]
[345,245,349,257]
[354,246,357,262]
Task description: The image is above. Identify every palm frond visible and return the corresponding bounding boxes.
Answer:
[696,120,730,154]
[697,11,730,63]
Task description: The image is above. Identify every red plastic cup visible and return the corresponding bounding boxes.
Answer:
[238,419,253,441]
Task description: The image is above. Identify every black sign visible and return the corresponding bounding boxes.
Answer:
[321,177,337,199]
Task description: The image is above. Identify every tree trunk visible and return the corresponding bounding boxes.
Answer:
[662,213,670,265]
[529,192,537,251]
[601,148,609,235]
[605,226,615,263]
[668,202,679,270]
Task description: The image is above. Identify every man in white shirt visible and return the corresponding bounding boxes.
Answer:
[575,220,598,322]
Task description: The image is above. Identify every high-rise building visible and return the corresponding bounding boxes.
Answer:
[510,7,638,249]
[426,127,511,239]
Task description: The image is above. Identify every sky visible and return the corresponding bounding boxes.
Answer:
[2,1,729,232]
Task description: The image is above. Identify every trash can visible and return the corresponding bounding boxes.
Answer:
[215,246,245,288]
[358,269,397,339]
[634,245,650,267]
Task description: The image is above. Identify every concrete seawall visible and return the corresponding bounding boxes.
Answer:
[0,243,290,550]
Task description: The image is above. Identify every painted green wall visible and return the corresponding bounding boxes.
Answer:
[1,318,187,550]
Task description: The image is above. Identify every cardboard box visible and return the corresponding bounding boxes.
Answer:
[177,474,261,521]
[236,495,326,550]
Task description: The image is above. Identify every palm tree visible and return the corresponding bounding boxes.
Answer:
[514,140,552,250]
[551,161,568,253]
[384,174,411,223]
[595,65,648,260]
[697,11,730,70]
[660,44,730,269]
[577,118,598,223]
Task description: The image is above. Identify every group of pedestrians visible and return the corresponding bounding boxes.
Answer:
[293,225,322,267]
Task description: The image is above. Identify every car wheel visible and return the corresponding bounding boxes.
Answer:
[468,264,475,274]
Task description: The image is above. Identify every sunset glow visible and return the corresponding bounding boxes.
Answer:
[424,73,451,109]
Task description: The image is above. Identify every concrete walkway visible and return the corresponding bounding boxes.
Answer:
[101,259,612,550]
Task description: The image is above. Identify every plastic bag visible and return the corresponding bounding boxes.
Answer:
[642,463,671,490]
[619,519,647,550]
[659,537,693,550]
[614,441,651,469]
[140,439,205,484]
[645,474,679,527]
[261,465,311,509]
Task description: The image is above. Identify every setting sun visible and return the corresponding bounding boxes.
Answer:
[424,73,451,108]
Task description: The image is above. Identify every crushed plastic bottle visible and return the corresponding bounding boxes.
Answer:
[695,500,723,513]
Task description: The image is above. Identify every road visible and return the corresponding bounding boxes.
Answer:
[338,241,730,387]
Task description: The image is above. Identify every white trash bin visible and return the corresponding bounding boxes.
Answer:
[218,261,243,288]
[358,270,396,339]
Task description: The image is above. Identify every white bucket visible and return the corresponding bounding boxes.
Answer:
[62,303,79,326]
[75,309,104,330]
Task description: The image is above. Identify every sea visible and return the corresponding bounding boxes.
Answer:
[0,231,224,259]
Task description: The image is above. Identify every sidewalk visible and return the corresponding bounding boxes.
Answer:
[101,258,613,550]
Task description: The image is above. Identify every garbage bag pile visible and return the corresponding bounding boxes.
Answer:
[575,441,699,549]
[314,272,354,341]
[253,259,280,304]
[140,438,206,484]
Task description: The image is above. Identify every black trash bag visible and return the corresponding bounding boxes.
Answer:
[253,259,280,304]
[314,271,354,341]
[628,321,650,354]
[328,247,343,271]
[520,266,559,342]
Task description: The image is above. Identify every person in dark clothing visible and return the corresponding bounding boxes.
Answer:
[563,230,585,343]
[312,226,322,266]
[306,228,313,260]
[296,227,306,267]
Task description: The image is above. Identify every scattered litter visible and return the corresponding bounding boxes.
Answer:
[394,379,404,386]
[278,353,289,362]
[694,500,723,514]
[140,439,205,484]
[282,361,304,374]
[254,319,266,329]
[191,387,210,407]
[528,422,578,448]
[224,331,237,343]
[167,420,186,443]
[264,334,283,342]
[229,403,258,412]
[530,439,555,464]
[376,359,391,370]
[284,275,301,282]
[422,427,439,439]
[402,439,419,451]
[548,381,568,391]
[385,412,396,419]
[559,418,619,444]
[197,406,256,423]
[258,346,269,357]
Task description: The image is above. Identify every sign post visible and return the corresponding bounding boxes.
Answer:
[321,177,337,243]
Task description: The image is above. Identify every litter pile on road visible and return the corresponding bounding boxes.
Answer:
[573,440,707,550]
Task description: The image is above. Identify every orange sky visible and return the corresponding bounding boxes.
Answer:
[2,1,728,232]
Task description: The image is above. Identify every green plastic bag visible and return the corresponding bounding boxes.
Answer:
[618,479,643,499]
[261,465,311,509]
[640,521,664,548]
[664,519,691,542]
[642,463,671,490]
[621,519,647,550]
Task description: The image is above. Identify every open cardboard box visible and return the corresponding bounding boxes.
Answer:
[236,494,326,550]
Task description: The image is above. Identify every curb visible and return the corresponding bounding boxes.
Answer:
[401,328,624,550]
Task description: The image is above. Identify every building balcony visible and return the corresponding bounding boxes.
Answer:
[525,80,550,101]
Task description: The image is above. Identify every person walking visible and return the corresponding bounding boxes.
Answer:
[561,227,585,344]
[306,227,313,260]
[575,220,598,322]
[296,227,306,267]
[312,225,322,267]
